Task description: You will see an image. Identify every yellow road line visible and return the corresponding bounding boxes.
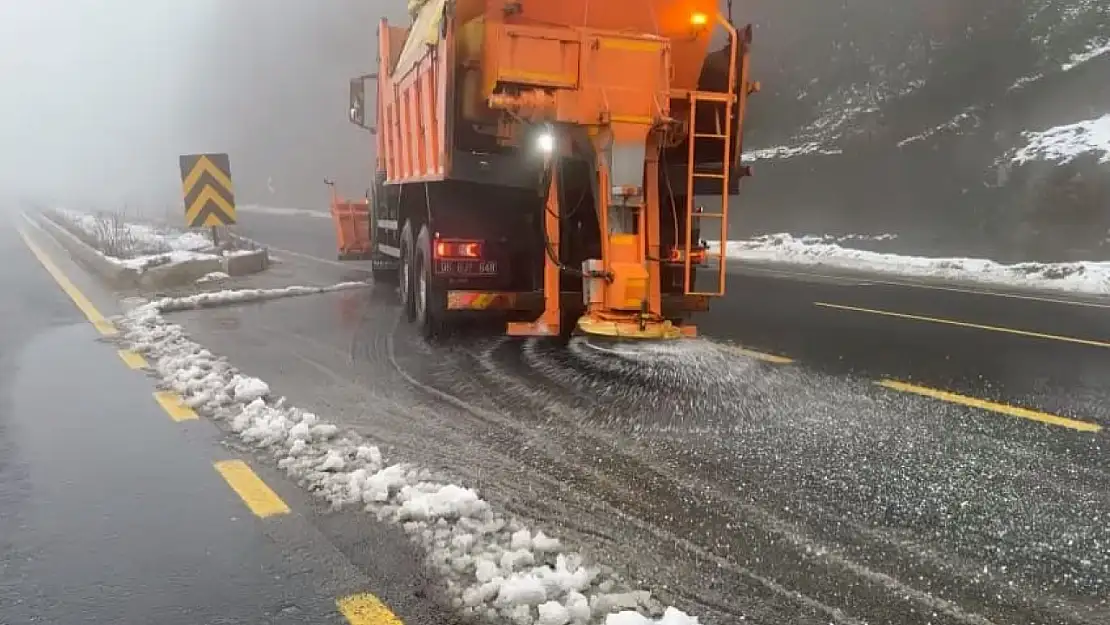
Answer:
[17,227,117,336]
[337,594,404,625]
[815,301,1110,349]
[118,349,148,369]
[733,347,794,364]
[878,379,1101,432]
[152,391,198,421]
[213,459,291,518]
[750,265,1110,309]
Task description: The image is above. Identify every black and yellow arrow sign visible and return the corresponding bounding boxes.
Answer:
[179,153,236,227]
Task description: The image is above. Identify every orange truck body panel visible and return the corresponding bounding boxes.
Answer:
[375,0,732,185]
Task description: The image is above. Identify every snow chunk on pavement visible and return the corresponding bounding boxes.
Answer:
[233,376,270,401]
[538,601,571,625]
[475,558,501,583]
[511,528,533,550]
[533,531,561,552]
[397,484,489,521]
[497,575,547,606]
[320,449,346,472]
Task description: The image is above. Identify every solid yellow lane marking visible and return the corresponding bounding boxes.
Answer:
[878,379,1101,433]
[118,349,148,369]
[815,301,1110,349]
[17,227,117,336]
[213,460,291,518]
[732,346,794,364]
[152,391,198,421]
[337,593,404,625]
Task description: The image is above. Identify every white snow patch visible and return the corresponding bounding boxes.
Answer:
[50,209,249,272]
[196,271,230,283]
[113,283,697,625]
[115,250,214,270]
[1007,74,1042,92]
[150,282,369,313]
[538,601,572,625]
[498,575,548,606]
[233,376,270,402]
[1062,39,1110,71]
[1011,114,1110,166]
[715,233,1110,295]
[896,110,979,147]
[604,607,701,625]
[742,142,842,162]
[533,531,562,553]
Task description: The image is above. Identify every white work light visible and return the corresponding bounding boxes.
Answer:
[536,132,555,154]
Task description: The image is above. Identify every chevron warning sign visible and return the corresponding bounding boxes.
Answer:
[179,153,236,227]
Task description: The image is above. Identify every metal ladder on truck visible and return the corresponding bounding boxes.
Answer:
[681,21,756,298]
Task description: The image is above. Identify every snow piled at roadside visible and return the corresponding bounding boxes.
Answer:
[59,208,213,254]
[54,208,256,271]
[1011,114,1110,166]
[716,234,1110,295]
[117,285,700,625]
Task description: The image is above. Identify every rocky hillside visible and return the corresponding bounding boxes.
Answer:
[733,0,1110,260]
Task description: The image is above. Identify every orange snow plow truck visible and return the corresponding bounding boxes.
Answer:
[330,0,757,340]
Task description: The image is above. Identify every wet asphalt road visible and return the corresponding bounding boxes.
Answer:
[168,208,1110,625]
[234,206,1110,419]
[0,220,452,625]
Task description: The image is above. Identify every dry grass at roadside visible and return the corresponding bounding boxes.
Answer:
[45,208,170,259]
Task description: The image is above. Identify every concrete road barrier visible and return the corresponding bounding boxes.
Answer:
[35,212,142,288]
[34,212,269,290]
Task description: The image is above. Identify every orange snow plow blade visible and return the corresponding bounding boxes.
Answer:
[327,182,372,260]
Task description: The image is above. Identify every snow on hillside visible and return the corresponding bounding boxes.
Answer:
[1061,38,1110,71]
[741,0,1109,159]
[1011,114,1110,165]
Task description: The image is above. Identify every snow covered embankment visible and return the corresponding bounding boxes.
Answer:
[53,208,255,274]
[120,286,700,625]
[716,234,1110,295]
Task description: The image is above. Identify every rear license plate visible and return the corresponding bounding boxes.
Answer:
[436,260,498,275]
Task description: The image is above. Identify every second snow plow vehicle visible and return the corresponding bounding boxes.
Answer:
[331,0,757,340]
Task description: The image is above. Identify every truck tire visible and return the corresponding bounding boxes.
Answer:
[399,221,416,321]
[414,224,447,338]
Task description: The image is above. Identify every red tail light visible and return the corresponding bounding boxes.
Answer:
[666,246,707,265]
[434,239,483,259]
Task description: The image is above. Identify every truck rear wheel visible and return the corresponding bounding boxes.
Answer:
[399,221,416,321]
[414,225,446,338]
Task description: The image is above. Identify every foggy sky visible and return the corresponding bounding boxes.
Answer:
[0,0,998,212]
[1,0,209,211]
[1,0,1104,233]
[0,0,398,214]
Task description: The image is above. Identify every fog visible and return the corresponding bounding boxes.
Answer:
[0,0,399,215]
[1,1,1106,260]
